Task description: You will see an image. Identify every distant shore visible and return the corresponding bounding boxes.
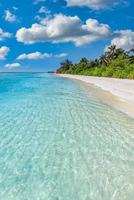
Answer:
[58,74,134,118]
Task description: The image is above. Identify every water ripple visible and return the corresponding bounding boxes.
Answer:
[0,73,134,199]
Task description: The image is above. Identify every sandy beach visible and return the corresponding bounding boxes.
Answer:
[58,74,134,118]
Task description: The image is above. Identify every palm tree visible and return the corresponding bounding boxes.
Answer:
[108,44,116,52]
[129,48,134,63]
[57,59,72,73]
[99,55,108,66]
[79,57,89,64]
[60,59,72,67]
[106,45,117,60]
[115,48,125,57]
[60,59,72,69]
[105,45,125,60]
[87,59,99,68]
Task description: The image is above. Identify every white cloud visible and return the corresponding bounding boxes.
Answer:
[54,53,68,58]
[17,52,52,60]
[5,63,21,69]
[75,18,111,46]
[12,6,18,10]
[17,51,67,60]
[66,0,119,10]
[0,28,12,41]
[16,14,111,46]
[34,15,42,21]
[111,30,134,51]
[33,0,46,5]
[4,10,18,23]
[38,6,51,14]
[0,46,10,60]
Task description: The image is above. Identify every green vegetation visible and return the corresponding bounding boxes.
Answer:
[56,45,134,79]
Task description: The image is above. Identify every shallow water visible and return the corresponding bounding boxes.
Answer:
[0,73,134,200]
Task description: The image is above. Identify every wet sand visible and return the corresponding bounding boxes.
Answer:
[58,74,134,118]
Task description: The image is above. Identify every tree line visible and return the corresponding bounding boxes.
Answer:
[56,45,134,79]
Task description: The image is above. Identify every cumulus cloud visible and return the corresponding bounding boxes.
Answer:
[0,28,12,41]
[0,46,10,60]
[16,14,111,46]
[4,10,18,23]
[38,6,51,14]
[111,30,134,51]
[17,52,52,60]
[17,51,67,60]
[5,63,21,69]
[66,0,118,10]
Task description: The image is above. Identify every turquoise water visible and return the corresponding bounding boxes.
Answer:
[0,73,134,200]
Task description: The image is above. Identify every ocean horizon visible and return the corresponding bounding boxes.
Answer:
[0,73,134,199]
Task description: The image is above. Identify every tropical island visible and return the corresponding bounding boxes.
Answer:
[57,45,134,79]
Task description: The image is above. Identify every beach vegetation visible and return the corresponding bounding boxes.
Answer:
[57,45,134,79]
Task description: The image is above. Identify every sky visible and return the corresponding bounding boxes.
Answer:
[0,0,134,72]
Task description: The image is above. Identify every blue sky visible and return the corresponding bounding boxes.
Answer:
[0,0,134,72]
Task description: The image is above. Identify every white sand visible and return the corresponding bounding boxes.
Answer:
[58,74,134,118]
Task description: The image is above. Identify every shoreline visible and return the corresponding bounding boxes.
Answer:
[58,74,134,119]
